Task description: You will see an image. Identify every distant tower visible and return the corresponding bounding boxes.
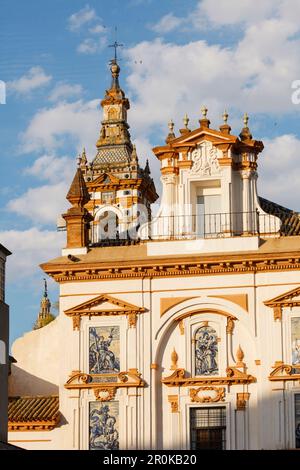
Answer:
[33,279,55,330]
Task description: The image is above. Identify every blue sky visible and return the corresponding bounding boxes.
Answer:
[1,0,300,345]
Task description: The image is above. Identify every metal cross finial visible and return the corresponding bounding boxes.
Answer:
[109,40,124,61]
[201,105,208,118]
[223,109,229,124]
[243,112,249,127]
[109,28,123,61]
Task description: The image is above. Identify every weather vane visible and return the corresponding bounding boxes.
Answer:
[109,26,123,61]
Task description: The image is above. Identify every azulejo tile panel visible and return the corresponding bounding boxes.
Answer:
[89,401,119,450]
[89,326,120,375]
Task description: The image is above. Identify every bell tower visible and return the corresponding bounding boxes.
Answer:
[68,56,158,247]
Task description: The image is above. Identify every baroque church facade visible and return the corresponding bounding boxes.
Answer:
[7,59,300,450]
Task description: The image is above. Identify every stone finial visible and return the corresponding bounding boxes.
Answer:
[131,144,138,162]
[165,119,176,143]
[81,148,87,163]
[199,105,210,129]
[223,110,229,124]
[183,113,189,129]
[236,345,244,362]
[236,345,246,369]
[170,348,178,370]
[239,112,252,141]
[220,109,231,134]
[168,119,174,133]
[201,105,208,118]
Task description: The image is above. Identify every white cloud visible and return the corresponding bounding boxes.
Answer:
[68,4,97,31]
[20,98,99,157]
[89,24,106,34]
[49,83,83,102]
[197,0,276,27]
[24,154,73,184]
[7,182,69,225]
[77,36,107,54]
[150,13,184,34]
[258,134,300,210]
[0,228,64,283]
[8,66,52,95]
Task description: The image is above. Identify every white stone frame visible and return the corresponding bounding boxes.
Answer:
[82,315,127,377]
[187,315,225,378]
[283,307,300,366]
[183,401,232,450]
[80,315,129,450]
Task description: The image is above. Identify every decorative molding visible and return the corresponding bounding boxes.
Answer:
[178,319,185,335]
[264,286,300,321]
[72,315,80,331]
[65,368,145,390]
[94,387,116,401]
[190,142,220,176]
[160,297,196,317]
[226,316,235,335]
[168,395,179,413]
[170,348,179,370]
[268,363,300,381]
[236,392,250,411]
[176,309,237,324]
[162,367,256,387]
[8,420,59,432]
[210,294,248,312]
[64,293,145,330]
[189,387,225,403]
[236,345,246,369]
[42,255,300,284]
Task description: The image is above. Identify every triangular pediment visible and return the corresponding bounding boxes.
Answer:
[171,127,237,147]
[264,286,300,306]
[88,173,120,187]
[64,294,145,316]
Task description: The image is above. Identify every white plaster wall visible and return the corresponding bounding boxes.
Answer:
[9,318,60,396]
[9,267,300,450]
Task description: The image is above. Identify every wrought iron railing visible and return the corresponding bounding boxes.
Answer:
[147,210,281,240]
[87,210,299,245]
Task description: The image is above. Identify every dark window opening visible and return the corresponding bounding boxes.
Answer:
[190,407,226,450]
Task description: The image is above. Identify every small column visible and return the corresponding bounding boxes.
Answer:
[241,169,251,233]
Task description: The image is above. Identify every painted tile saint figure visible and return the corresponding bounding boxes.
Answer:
[195,326,218,375]
[89,326,120,374]
[89,402,119,450]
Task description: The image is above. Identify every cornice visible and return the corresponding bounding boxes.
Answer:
[41,251,300,284]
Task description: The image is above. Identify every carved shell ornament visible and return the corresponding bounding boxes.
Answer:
[191,143,220,176]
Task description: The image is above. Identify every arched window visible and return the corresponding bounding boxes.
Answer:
[194,325,218,376]
[108,107,118,120]
[98,210,119,240]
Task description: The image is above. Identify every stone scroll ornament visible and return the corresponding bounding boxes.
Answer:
[190,143,220,176]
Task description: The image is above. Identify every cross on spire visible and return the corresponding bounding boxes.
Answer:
[109,40,123,61]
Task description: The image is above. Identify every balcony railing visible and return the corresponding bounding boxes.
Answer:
[87,210,300,246]
[147,211,283,240]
